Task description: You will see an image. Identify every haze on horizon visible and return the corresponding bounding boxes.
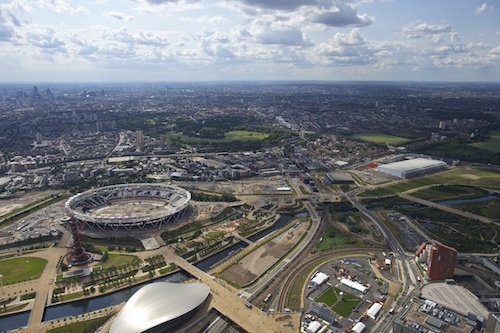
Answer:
[0,0,499,83]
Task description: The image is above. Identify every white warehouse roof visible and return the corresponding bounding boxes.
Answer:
[352,322,366,333]
[340,278,368,293]
[367,302,383,320]
[306,321,322,333]
[311,272,329,286]
[377,158,446,179]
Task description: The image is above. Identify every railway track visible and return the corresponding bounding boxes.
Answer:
[276,247,380,311]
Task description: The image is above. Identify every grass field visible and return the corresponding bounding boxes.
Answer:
[411,185,488,201]
[470,130,500,153]
[456,198,500,219]
[316,287,361,317]
[0,257,47,284]
[316,224,364,251]
[100,253,139,270]
[359,168,500,197]
[224,130,269,141]
[47,314,113,333]
[350,133,410,145]
[162,130,269,144]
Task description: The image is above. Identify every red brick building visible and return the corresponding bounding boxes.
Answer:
[415,240,457,280]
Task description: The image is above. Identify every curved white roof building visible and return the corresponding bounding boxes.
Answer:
[110,282,210,333]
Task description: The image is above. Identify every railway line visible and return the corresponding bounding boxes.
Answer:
[276,247,380,312]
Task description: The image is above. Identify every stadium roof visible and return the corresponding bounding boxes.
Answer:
[110,282,210,333]
[379,158,446,173]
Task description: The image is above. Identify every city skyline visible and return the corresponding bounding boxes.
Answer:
[0,0,499,83]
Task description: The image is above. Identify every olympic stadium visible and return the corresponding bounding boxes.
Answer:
[64,183,191,230]
[110,282,210,333]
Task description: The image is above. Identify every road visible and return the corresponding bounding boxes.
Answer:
[240,201,321,300]
[345,189,420,333]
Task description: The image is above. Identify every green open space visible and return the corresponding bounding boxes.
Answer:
[0,257,47,284]
[47,314,114,333]
[316,287,361,317]
[350,133,411,145]
[316,224,364,251]
[455,198,500,219]
[438,168,500,188]
[411,185,489,201]
[470,130,500,153]
[359,169,500,198]
[400,206,499,253]
[100,253,140,270]
[224,130,269,141]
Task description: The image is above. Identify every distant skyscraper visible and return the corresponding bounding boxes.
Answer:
[32,86,41,100]
[35,132,43,144]
[136,131,144,151]
[160,137,165,150]
[166,138,171,151]
[47,88,54,102]
[96,122,103,132]
[439,121,446,130]
[136,131,144,143]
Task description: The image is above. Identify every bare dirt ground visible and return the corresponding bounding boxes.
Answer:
[220,222,308,287]
[0,189,62,216]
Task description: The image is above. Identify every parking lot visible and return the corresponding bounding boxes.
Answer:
[301,255,395,332]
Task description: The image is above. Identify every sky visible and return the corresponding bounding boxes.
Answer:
[0,0,499,82]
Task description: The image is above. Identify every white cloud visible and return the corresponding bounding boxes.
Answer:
[476,3,494,14]
[106,11,134,21]
[37,0,89,15]
[399,21,452,38]
[27,27,67,53]
[312,3,374,27]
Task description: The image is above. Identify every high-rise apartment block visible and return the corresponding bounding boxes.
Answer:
[415,240,457,281]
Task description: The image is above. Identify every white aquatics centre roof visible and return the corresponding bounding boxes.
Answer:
[377,158,446,179]
[110,282,210,333]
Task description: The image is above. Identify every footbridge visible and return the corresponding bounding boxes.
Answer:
[162,247,298,333]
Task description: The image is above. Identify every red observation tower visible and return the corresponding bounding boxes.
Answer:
[59,216,93,266]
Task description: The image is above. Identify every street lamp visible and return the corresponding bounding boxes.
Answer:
[0,271,3,293]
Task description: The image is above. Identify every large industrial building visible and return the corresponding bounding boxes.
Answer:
[377,158,447,178]
[110,282,210,333]
[393,298,479,333]
[416,240,457,281]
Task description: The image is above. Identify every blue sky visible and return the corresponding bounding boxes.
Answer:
[0,0,499,82]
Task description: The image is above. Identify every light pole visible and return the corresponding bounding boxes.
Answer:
[0,271,3,294]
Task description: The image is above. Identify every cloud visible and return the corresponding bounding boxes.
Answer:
[330,28,366,46]
[238,0,320,11]
[315,29,375,66]
[313,3,374,27]
[37,0,89,15]
[247,21,313,46]
[27,27,66,53]
[145,0,201,5]
[106,10,134,21]
[476,3,494,14]
[399,21,452,38]
[110,27,169,46]
[0,10,15,41]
